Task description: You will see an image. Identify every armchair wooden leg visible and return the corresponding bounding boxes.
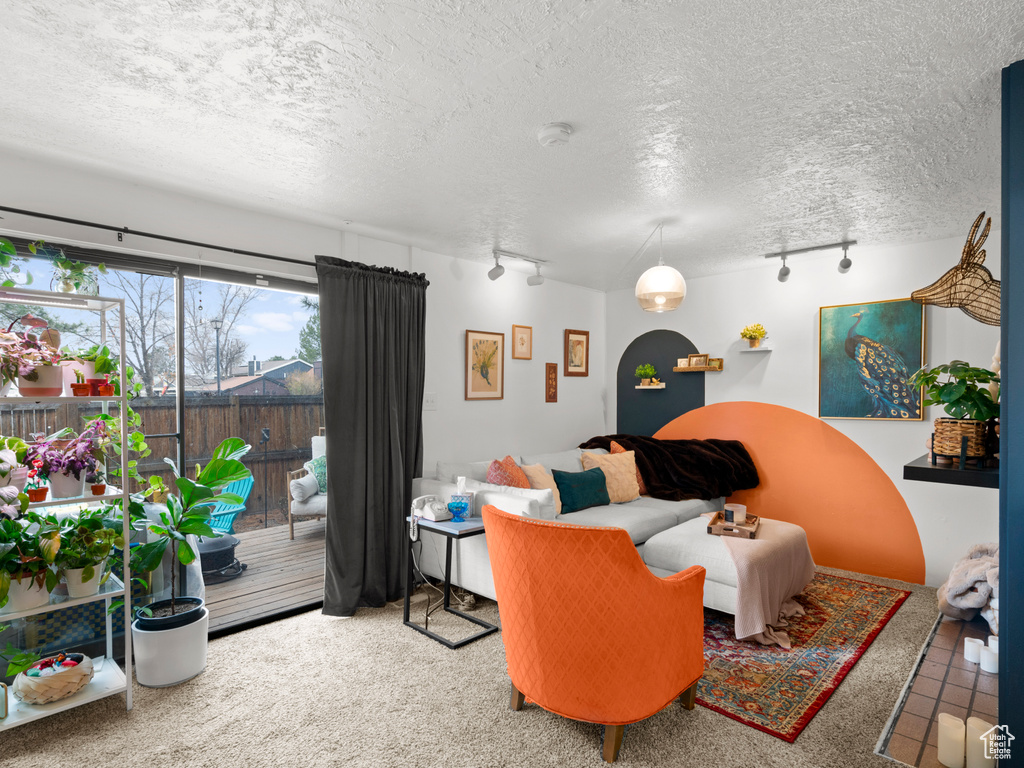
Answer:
[510,683,525,711]
[679,680,698,711]
[602,724,625,763]
[288,508,295,540]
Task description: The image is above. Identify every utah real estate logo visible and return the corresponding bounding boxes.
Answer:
[981,724,1014,761]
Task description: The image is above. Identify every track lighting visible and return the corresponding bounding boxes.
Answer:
[764,240,857,283]
[777,256,790,283]
[838,244,852,274]
[488,253,505,281]
[527,264,544,286]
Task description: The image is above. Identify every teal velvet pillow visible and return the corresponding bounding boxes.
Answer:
[552,467,610,514]
[303,455,328,495]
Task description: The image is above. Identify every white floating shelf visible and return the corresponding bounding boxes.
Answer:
[634,384,666,389]
[739,347,772,353]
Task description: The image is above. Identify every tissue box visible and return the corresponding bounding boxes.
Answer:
[450,493,475,517]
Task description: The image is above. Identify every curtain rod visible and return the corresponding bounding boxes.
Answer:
[0,204,313,267]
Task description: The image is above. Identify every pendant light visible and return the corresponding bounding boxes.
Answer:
[635,224,686,312]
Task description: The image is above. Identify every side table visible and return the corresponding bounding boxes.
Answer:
[404,517,499,649]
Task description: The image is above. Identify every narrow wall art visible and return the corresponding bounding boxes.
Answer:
[564,329,589,377]
[466,329,504,400]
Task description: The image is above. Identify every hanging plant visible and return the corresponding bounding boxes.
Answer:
[0,237,32,288]
[29,241,106,295]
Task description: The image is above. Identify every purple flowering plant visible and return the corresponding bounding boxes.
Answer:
[26,423,107,481]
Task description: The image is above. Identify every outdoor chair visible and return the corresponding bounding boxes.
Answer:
[208,476,255,534]
[286,428,326,539]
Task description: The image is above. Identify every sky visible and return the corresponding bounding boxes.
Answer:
[235,290,316,362]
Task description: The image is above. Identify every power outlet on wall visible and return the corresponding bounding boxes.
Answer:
[423,391,438,411]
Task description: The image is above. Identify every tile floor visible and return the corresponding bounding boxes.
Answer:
[884,616,999,767]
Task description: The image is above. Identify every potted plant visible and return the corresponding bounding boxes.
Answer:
[97,373,115,397]
[0,485,28,522]
[25,424,105,500]
[740,323,767,348]
[634,363,657,386]
[0,323,63,397]
[130,437,252,687]
[70,369,91,397]
[0,511,60,613]
[56,507,122,598]
[909,360,1000,461]
[90,471,107,496]
[144,475,170,504]
[0,440,29,492]
[29,241,106,295]
[60,343,117,395]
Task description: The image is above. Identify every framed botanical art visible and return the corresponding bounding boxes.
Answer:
[564,329,589,377]
[466,330,504,400]
[512,325,533,360]
[545,363,557,402]
[688,353,709,368]
[819,298,925,420]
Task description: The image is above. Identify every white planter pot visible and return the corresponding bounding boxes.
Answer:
[64,565,105,598]
[17,364,64,397]
[0,466,29,492]
[61,360,96,394]
[49,472,86,499]
[1,380,10,396]
[1,574,50,614]
[132,606,210,687]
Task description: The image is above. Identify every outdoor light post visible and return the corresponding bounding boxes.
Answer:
[210,318,224,393]
[259,427,270,529]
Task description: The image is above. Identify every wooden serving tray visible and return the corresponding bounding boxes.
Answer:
[706,510,760,539]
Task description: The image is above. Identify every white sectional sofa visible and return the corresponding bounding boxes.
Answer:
[412,447,731,611]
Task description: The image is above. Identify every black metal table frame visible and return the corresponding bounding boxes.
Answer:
[403,519,499,649]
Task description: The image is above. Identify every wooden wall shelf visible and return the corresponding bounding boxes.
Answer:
[673,365,723,373]
[634,383,666,389]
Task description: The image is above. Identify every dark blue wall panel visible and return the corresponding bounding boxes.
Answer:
[616,329,705,436]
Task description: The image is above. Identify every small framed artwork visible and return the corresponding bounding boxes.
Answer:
[564,329,589,377]
[709,358,723,370]
[688,353,709,368]
[676,358,689,368]
[545,363,558,402]
[466,330,504,400]
[512,325,533,360]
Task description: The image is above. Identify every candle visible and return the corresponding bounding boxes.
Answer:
[966,717,994,768]
[964,637,984,663]
[980,646,998,674]
[987,636,998,654]
[937,713,966,768]
[724,503,747,524]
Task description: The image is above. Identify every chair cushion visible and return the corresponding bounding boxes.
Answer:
[558,504,679,544]
[520,463,562,514]
[610,440,647,495]
[552,468,610,514]
[303,455,327,494]
[581,451,640,504]
[311,435,326,460]
[290,493,328,517]
[626,496,725,526]
[486,455,531,488]
[290,473,320,502]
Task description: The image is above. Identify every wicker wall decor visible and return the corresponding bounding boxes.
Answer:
[12,654,94,705]
[911,212,1001,326]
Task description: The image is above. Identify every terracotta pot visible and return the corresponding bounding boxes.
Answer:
[91,484,107,496]
[747,337,762,348]
[70,383,92,397]
[26,487,48,502]
[97,384,115,397]
[61,360,96,394]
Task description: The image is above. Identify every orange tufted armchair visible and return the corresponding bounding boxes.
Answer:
[482,505,706,763]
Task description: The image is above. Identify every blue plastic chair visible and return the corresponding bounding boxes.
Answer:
[207,476,254,534]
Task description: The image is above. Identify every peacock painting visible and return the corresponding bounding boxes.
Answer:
[819,299,925,420]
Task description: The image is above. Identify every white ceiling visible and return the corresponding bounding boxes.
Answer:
[2,1,1023,290]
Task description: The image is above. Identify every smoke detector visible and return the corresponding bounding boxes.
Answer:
[537,122,573,147]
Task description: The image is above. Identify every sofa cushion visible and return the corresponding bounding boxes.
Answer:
[290,493,328,517]
[436,460,491,484]
[557,505,679,545]
[303,455,328,494]
[627,496,725,526]
[464,478,557,520]
[581,450,640,504]
[641,517,738,587]
[552,468,610,514]
[520,464,562,514]
[611,440,647,495]
[520,449,589,474]
[486,455,531,488]
[290,473,320,502]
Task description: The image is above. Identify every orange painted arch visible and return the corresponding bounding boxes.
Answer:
[655,402,925,584]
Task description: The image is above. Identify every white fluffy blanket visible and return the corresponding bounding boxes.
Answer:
[938,544,999,624]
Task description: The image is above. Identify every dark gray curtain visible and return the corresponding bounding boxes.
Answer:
[315,256,428,616]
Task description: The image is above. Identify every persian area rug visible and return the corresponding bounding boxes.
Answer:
[698,572,910,742]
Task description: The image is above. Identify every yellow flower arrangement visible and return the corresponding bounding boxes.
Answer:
[740,323,767,340]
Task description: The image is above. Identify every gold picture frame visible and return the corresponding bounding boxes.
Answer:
[688,353,709,368]
[564,329,589,377]
[466,330,504,400]
[512,325,533,360]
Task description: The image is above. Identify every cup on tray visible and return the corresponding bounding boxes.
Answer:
[724,503,747,525]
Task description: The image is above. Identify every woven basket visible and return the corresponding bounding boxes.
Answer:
[12,654,94,705]
[933,418,987,458]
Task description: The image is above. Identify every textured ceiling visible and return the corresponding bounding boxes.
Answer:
[1,0,1023,289]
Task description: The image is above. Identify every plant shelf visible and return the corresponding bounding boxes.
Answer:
[26,490,125,510]
[0,395,127,404]
[673,365,724,373]
[739,347,772,354]
[634,383,666,389]
[0,574,125,622]
[0,659,126,731]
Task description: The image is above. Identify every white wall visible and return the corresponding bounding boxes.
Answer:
[606,236,1001,586]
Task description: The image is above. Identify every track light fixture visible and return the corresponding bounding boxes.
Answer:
[526,264,544,286]
[488,252,505,281]
[764,240,857,283]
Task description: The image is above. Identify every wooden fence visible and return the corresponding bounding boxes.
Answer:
[0,395,325,520]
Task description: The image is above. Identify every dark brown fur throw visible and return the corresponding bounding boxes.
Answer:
[578,434,760,501]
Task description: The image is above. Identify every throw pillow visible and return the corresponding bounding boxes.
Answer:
[486,455,531,488]
[610,440,647,495]
[552,468,611,514]
[303,455,328,495]
[290,473,320,502]
[587,447,643,502]
[463,478,557,520]
[520,463,562,514]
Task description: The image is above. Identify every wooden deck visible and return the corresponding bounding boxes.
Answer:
[205,518,326,633]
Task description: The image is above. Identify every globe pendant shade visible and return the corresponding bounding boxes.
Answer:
[635,265,686,312]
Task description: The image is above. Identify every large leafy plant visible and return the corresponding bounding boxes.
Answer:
[132,438,252,613]
[909,361,1000,422]
[57,507,123,583]
[0,512,60,609]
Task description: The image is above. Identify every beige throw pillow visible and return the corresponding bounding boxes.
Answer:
[581,451,640,504]
[520,463,562,514]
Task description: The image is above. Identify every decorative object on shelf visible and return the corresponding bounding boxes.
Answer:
[819,298,924,420]
[96,374,115,397]
[447,499,468,523]
[676,358,689,368]
[90,475,107,496]
[69,368,91,397]
[511,325,532,360]
[688,353,709,368]
[564,329,589,377]
[465,330,504,401]
[12,653,95,705]
[545,363,557,403]
[632,223,686,312]
[709,358,723,370]
[29,240,107,296]
[764,239,857,282]
[740,323,767,348]
[634,363,657,387]
[911,212,1001,326]
[910,360,1000,461]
